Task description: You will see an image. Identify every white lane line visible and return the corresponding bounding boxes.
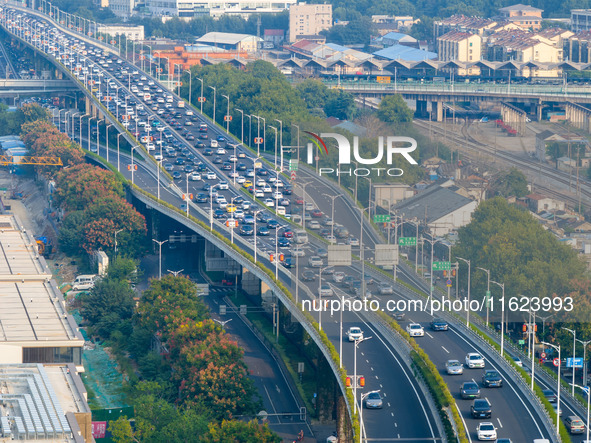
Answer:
[426,332,434,339]
[394,422,397,427]
[497,418,503,428]
[455,401,473,443]
[370,367,374,371]
[441,346,450,354]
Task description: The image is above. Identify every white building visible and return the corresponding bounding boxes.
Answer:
[146,0,295,18]
[572,9,591,32]
[289,2,333,42]
[195,32,262,52]
[97,24,145,41]
[108,0,135,17]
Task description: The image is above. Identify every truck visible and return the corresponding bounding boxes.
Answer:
[177,100,185,108]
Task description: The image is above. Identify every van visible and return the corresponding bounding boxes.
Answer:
[72,274,98,291]
[294,230,309,244]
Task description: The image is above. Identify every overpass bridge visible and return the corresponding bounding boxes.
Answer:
[321,79,591,121]
[0,78,76,95]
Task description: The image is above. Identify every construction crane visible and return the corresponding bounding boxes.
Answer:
[0,156,63,166]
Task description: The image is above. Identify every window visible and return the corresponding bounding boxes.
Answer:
[23,347,82,365]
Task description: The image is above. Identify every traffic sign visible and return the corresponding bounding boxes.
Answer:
[290,171,297,181]
[567,357,584,368]
[541,352,547,359]
[373,214,391,223]
[224,115,232,122]
[553,358,560,367]
[254,137,263,144]
[289,159,299,171]
[398,236,417,246]
[446,279,452,287]
[518,340,525,345]
[433,261,451,271]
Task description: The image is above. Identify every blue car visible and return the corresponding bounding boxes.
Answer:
[240,224,254,236]
[278,237,290,247]
[257,226,270,236]
[217,135,226,142]
[267,220,279,229]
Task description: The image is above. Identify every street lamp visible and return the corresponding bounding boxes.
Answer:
[221,94,230,133]
[152,238,168,279]
[353,336,372,414]
[422,236,443,315]
[358,206,371,301]
[196,77,204,114]
[541,341,561,435]
[457,256,471,326]
[274,118,283,170]
[322,193,343,241]
[209,183,222,231]
[87,116,95,152]
[235,108,244,143]
[252,209,263,264]
[114,228,124,255]
[571,383,590,443]
[362,176,372,220]
[270,125,278,170]
[208,85,216,124]
[575,338,591,386]
[563,327,577,396]
[105,124,113,163]
[183,69,192,107]
[156,159,163,200]
[292,123,301,162]
[476,267,491,326]
[130,146,138,185]
[117,133,125,172]
[359,390,380,443]
[490,280,505,357]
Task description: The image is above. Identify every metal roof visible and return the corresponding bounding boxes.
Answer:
[373,45,437,61]
[392,184,474,223]
[196,32,262,46]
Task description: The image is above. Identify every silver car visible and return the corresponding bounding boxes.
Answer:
[446,359,464,375]
[364,391,383,409]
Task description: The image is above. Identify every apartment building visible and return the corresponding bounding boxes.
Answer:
[108,0,135,17]
[146,0,295,18]
[437,31,481,62]
[487,31,559,63]
[564,31,591,63]
[97,24,145,41]
[289,3,332,42]
[572,9,591,33]
[434,15,497,37]
[498,4,543,30]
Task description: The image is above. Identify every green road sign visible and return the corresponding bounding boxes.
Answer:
[398,236,417,246]
[432,261,452,271]
[289,159,299,171]
[373,214,391,223]
[518,340,525,345]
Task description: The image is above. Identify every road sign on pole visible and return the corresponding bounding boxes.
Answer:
[432,261,452,271]
[373,214,391,223]
[398,237,417,246]
[375,244,398,267]
[553,358,560,367]
[290,171,297,181]
[328,245,352,266]
[567,357,584,368]
[446,279,452,287]
[289,159,299,171]
[541,352,547,359]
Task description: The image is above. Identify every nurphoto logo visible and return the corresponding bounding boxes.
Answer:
[304,132,418,177]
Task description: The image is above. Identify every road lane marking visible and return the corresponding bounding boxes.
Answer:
[425,332,434,338]
[441,346,450,353]
[497,418,503,428]
[455,401,473,443]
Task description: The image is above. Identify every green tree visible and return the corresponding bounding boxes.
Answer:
[324,89,355,120]
[108,416,135,443]
[296,79,329,111]
[202,420,281,443]
[490,168,529,198]
[20,103,51,123]
[377,94,414,123]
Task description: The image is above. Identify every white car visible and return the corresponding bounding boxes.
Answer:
[216,147,226,155]
[189,172,201,181]
[206,171,217,180]
[406,323,424,337]
[264,198,275,207]
[347,327,363,342]
[254,189,265,198]
[465,353,485,369]
[333,271,346,283]
[476,422,497,441]
[218,181,229,190]
[210,140,219,148]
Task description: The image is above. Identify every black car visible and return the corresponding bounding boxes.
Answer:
[543,389,557,403]
[213,156,223,164]
[213,209,226,219]
[240,224,254,236]
[237,163,247,171]
[301,270,316,281]
[430,318,448,331]
[482,370,503,388]
[195,141,205,148]
[460,381,481,399]
[282,257,295,268]
[203,148,213,156]
[194,193,208,203]
[172,171,182,180]
[470,399,492,419]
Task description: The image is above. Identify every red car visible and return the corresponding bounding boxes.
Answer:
[295,198,304,205]
[284,231,293,238]
[311,209,323,218]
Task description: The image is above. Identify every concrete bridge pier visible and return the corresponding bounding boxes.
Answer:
[431,100,444,122]
[501,102,526,136]
[565,101,591,133]
[530,101,543,122]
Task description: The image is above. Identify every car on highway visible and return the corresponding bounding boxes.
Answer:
[316,248,328,258]
[542,389,557,403]
[194,193,208,203]
[406,323,424,337]
[430,318,448,331]
[308,220,321,229]
[471,399,492,419]
[319,284,332,297]
[377,283,393,295]
[257,226,269,236]
[239,225,254,236]
[481,370,503,388]
[460,381,481,399]
[392,309,405,320]
[564,415,585,434]
[511,356,523,367]
[189,171,201,181]
[364,392,383,409]
[172,171,182,179]
[495,440,512,443]
[347,327,363,342]
[333,271,346,283]
[476,422,497,441]
[308,256,323,267]
[218,180,229,190]
[301,270,316,281]
[465,353,485,369]
[445,359,464,375]
[292,247,306,257]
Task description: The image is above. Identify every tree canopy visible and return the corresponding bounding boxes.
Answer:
[377,94,414,124]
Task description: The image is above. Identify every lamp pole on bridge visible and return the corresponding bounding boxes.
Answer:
[152,238,168,280]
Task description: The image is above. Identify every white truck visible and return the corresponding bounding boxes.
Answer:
[177,100,185,108]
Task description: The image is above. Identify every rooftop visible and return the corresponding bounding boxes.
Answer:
[196,32,261,45]
[436,15,496,29]
[373,45,437,61]
[438,30,478,42]
[499,4,543,12]
[392,184,474,222]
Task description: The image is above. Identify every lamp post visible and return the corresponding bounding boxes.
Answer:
[79,113,88,148]
[457,256,471,326]
[87,116,95,152]
[196,77,204,114]
[117,133,124,172]
[363,176,372,220]
[359,390,380,443]
[490,280,505,357]
[105,124,113,162]
[292,123,300,161]
[185,173,191,217]
[575,338,591,386]
[209,183,222,231]
[353,336,372,414]
[114,228,124,255]
[152,238,168,279]
[131,146,138,185]
[95,119,100,154]
[252,114,262,155]
[222,94,230,133]
[358,207,371,301]
[476,267,491,326]
[322,193,343,241]
[274,118,283,170]
[270,125,278,170]
[422,237,443,315]
[183,69,192,107]
[156,159,163,200]
[208,85,216,124]
[542,341,561,435]
[572,383,590,443]
[252,209,263,264]
[563,327,577,396]
[235,108,244,143]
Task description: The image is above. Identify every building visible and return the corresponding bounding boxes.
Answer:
[108,0,135,17]
[97,24,144,41]
[391,184,478,236]
[373,44,438,61]
[0,363,92,441]
[527,194,566,213]
[289,3,333,43]
[486,31,560,62]
[571,10,591,33]
[263,29,285,49]
[498,4,544,30]
[195,32,262,52]
[0,214,84,368]
[437,31,481,62]
[374,183,415,211]
[145,0,295,18]
[564,31,591,63]
[378,32,418,48]
[372,15,415,30]
[434,15,497,37]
